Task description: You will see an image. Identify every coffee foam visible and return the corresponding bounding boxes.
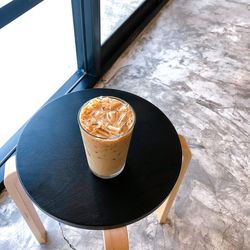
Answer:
[79,96,135,138]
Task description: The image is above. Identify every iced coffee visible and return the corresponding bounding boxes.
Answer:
[78,96,136,178]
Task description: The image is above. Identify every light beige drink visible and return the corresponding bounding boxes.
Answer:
[78,96,136,178]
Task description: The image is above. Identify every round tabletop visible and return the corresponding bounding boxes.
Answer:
[16,89,182,230]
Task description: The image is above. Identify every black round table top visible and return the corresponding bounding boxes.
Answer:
[16,89,182,230]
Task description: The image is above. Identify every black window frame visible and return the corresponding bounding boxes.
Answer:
[0,0,169,190]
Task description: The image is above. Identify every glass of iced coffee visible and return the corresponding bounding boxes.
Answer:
[78,96,136,179]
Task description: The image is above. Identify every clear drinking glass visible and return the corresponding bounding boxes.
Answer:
[78,96,136,179]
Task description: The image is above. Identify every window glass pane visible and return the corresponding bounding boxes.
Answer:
[0,0,12,8]
[101,0,145,44]
[0,0,76,147]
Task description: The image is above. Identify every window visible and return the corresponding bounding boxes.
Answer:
[0,0,169,189]
[101,0,145,43]
[0,0,76,148]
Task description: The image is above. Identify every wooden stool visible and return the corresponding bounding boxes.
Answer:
[4,134,191,249]
[155,135,192,223]
[4,156,47,244]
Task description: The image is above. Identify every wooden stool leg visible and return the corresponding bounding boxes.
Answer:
[155,135,192,224]
[4,156,47,244]
[103,226,129,250]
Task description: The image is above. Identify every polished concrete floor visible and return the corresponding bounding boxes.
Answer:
[1,0,250,249]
